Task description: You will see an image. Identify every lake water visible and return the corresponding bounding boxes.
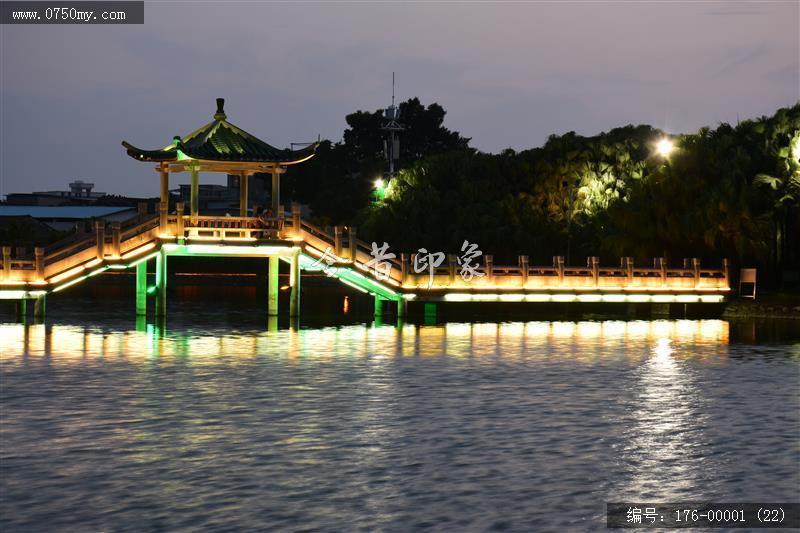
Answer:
[1,298,799,531]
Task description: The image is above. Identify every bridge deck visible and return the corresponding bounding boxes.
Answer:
[1,210,729,304]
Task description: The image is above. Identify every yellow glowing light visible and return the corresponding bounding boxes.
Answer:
[49,265,87,284]
[121,242,156,260]
[656,138,674,157]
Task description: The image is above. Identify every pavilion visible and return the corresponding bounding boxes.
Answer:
[122,98,317,219]
[122,98,317,317]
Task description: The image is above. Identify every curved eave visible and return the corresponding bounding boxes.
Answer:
[122,141,178,163]
[122,141,318,165]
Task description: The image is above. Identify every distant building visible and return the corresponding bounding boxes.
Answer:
[0,205,137,232]
[5,180,107,205]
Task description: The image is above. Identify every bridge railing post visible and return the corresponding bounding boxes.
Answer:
[623,257,634,286]
[692,258,701,287]
[484,254,494,283]
[2,246,11,281]
[291,203,301,238]
[95,221,105,259]
[519,255,529,286]
[111,222,121,258]
[722,258,730,288]
[35,247,44,280]
[159,201,168,234]
[554,256,564,285]
[589,256,599,287]
[448,254,457,285]
[334,226,343,257]
[655,257,666,286]
[348,227,357,262]
[175,202,184,238]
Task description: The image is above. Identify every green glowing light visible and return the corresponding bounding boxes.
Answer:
[146,285,157,295]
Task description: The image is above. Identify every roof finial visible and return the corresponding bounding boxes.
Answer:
[173,135,182,146]
[214,98,226,120]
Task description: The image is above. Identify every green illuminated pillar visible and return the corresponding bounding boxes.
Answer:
[33,295,46,321]
[397,297,407,318]
[136,261,147,316]
[268,256,279,316]
[374,296,384,317]
[289,251,300,318]
[424,302,437,325]
[15,299,27,323]
[155,249,167,316]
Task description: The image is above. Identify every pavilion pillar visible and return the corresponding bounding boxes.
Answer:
[136,261,147,316]
[155,248,167,316]
[190,166,200,220]
[397,296,407,318]
[290,250,301,318]
[159,166,170,206]
[239,172,249,218]
[268,256,279,316]
[271,167,282,214]
[374,296,384,317]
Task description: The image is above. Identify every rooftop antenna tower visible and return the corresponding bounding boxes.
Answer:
[381,72,403,176]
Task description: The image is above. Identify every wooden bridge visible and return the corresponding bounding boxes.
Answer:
[1,205,730,319]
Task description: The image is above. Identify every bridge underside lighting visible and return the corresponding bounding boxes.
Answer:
[442,293,724,303]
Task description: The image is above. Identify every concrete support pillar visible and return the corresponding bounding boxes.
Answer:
[239,172,249,218]
[334,226,343,256]
[15,299,27,322]
[155,249,167,316]
[190,166,200,220]
[95,221,105,259]
[111,221,121,257]
[271,168,281,213]
[290,251,301,318]
[374,296,384,317]
[34,247,44,281]
[33,295,46,320]
[423,302,437,324]
[2,246,11,281]
[397,297,407,318]
[136,261,147,316]
[268,256,279,316]
[519,255,529,286]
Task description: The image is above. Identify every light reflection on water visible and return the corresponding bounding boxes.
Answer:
[1,318,798,531]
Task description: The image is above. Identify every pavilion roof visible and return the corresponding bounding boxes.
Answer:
[122,98,317,166]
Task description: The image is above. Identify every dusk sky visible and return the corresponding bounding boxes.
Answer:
[1,1,798,197]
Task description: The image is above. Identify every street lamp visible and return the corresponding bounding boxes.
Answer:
[656,138,674,157]
[373,177,387,203]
